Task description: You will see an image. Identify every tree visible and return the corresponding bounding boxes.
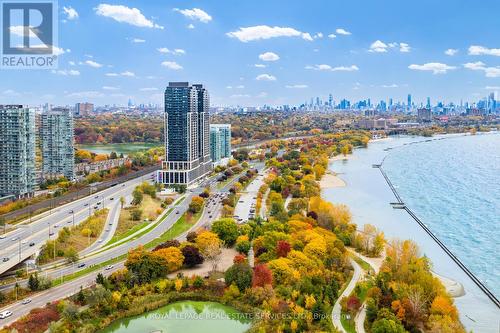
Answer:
[28,273,40,291]
[186,231,198,243]
[203,242,223,272]
[132,189,143,205]
[212,218,239,245]
[181,245,204,267]
[196,231,221,255]
[188,196,204,213]
[154,247,184,273]
[372,318,406,333]
[153,239,180,251]
[0,217,6,234]
[130,209,143,221]
[276,240,291,258]
[125,246,168,283]
[119,196,125,208]
[224,263,253,292]
[252,264,273,287]
[65,247,79,263]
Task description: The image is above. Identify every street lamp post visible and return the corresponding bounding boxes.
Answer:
[69,210,75,227]
[18,239,21,262]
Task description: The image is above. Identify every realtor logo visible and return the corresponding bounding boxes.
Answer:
[1,0,58,69]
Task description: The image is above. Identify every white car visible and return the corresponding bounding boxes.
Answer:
[105,265,114,270]
[0,235,5,239]
[21,298,31,305]
[0,310,12,319]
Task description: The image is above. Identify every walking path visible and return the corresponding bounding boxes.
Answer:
[331,258,363,333]
[259,188,270,219]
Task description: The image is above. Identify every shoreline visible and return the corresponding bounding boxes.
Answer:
[321,152,467,299]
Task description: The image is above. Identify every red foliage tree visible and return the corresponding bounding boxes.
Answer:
[276,240,291,258]
[233,254,246,264]
[346,295,361,313]
[252,264,273,287]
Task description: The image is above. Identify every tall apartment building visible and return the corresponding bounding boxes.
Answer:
[157,82,212,185]
[210,124,231,163]
[74,102,94,117]
[40,108,75,180]
[0,105,36,198]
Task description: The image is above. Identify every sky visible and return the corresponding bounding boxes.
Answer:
[1,0,500,107]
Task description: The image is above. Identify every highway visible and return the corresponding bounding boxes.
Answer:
[0,172,156,275]
[0,162,266,327]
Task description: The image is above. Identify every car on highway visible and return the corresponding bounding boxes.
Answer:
[2,258,9,262]
[53,224,58,228]
[21,298,32,305]
[176,211,180,214]
[110,197,114,200]
[94,206,98,209]
[11,237,18,241]
[105,265,114,270]
[29,242,35,247]
[97,202,101,205]
[209,215,212,218]
[95,196,99,199]
[84,203,89,207]
[49,232,54,236]
[0,310,12,319]
[77,263,86,268]
[0,235,5,239]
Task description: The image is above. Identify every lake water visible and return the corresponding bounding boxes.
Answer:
[323,132,500,333]
[99,301,252,333]
[77,143,160,156]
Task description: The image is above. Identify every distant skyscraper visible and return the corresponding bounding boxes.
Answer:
[40,108,75,180]
[158,82,212,186]
[0,105,36,198]
[328,94,333,108]
[210,124,231,163]
[74,102,94,117]
[426,97,431,108]
[389,98,393,107]
[407,94,412,109]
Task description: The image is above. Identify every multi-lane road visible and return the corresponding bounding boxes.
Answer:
[0,163,267,327]
[0,172,156,275]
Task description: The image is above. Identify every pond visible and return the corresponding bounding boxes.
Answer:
[77,143,161,156]
[99,301,252,333]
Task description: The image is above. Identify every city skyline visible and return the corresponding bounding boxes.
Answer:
[1,0,499,107]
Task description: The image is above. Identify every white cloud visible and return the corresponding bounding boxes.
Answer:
[226,25,313,42]
[369,40,410,53]
[95,4,163,29]
[139,87,158,91]
[305,64,359,72]
[235,85,245,89]
[468,45,500,57]
[259,52,280,62]
[66,91,104,99]
[120,71,135,77]
[257,92,268,98]
[102,86,119,90]
[313,32,323,39]
[256,74,277,81]
[463,61,500,77]
[174,8,212,23]
[161,61,183,70]
[157,48,185,55]
[381,84,398,88]
[63,6,79,20]
[336,28,351,35]
[131,38,145,43]
[328,33,336,39]
[369,40,388,53]
[52,69,80,76]
[408,62,456,74]
[1,89,21,97]
[445,48,458,56]
[105,71,135,77]
[485,86,500,90]
[187,24,195,29]
[254,64,266,68]
[53,46,70,56]
[399,43,411,53]
[285,84,308,89]
[85,60,103,68]
[68,61,75,66]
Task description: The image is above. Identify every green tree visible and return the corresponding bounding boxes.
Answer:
[130,209,143,221]
[65,247,79,263]
[212,218,239,246]
[28,273,40,291]
[372,318,406,333]
[224,263,253,292]
[132,189,143,205]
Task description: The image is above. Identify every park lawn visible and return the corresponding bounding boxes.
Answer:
[38,209,109,264]
[340,314,356,333]
[115,194,162,237]
[146,208,203,249]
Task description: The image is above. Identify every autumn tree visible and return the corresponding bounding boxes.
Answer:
[154,247,184,273]
[212,218,239,245]
[181,245,204,268]
[252,264,273,287]
[225,263,253,292]
[188,196,204,213]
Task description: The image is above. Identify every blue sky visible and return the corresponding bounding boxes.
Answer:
[1,0,500,107]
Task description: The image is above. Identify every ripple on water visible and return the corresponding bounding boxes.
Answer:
[383,134,500,298]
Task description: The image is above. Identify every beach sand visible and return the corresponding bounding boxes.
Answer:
[321,153,465,299]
